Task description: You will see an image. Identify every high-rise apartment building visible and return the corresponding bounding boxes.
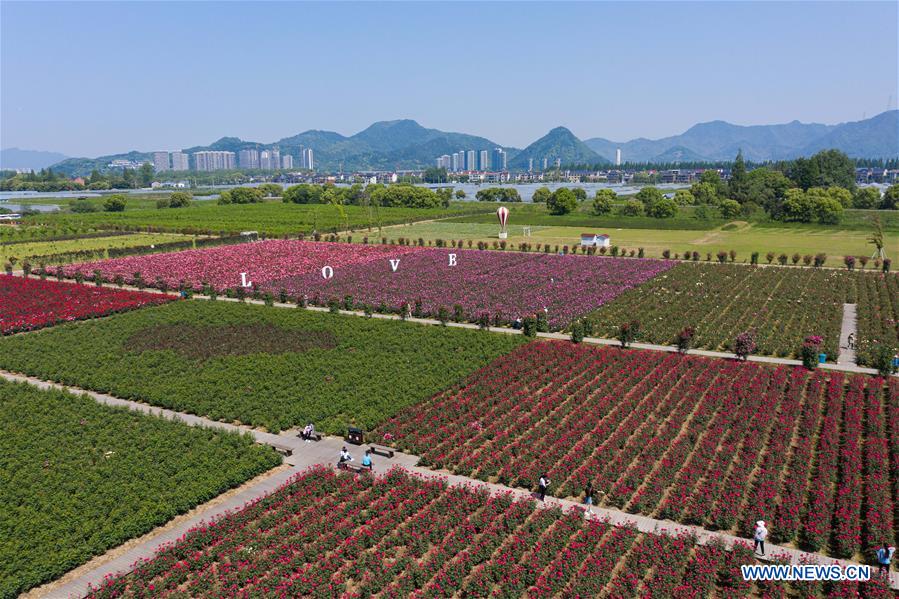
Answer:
[451,152,462,172]
[436,155,452,170]
[301,148,314,170]
[152,152,170,172]
[259,150,272,170]
[466,150,476,172]
[542,157,549,171]
[269,149,280,170]
[528,158,534,173]
[239,149,260,169]
[615,148,622,166]
[491,148,507,171]
[170,152,189,171]
[193,151,235,171]
[282,155,294,169]
[478,150,489,172]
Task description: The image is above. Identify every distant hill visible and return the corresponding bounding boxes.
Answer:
[45,112,899,176]
[509,126,605,169]
[1,148,69,171]
[584,111,899,163]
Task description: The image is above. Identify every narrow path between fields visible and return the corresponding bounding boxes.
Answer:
[4,369,896,596]
[838,303,858,366]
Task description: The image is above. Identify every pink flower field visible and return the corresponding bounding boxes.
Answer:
[65,240,672,327]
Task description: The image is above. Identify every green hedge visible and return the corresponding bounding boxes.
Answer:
[0,379,280,598]
[0,301,526,433]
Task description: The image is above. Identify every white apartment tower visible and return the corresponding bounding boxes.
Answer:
[170,152,189,171]
[282,155,294,169]
[152,152,170,172]
[615,148,622,166]
[239,149,260,169]
[301,148,314,170]
[193,151,235,171]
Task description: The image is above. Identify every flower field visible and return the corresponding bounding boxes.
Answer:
[263,246,671,327]
[586,263,855,359]
[85,467,895,599]
[63,240,423,293]
[855,272,899,366]
[376,342,899,560]
[0,275,172,335]
[0,379,280,598]
[64,240,671,328]
[0,300,525,433]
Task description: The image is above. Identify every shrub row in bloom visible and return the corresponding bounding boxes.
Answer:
[0,275,172,335]
[63,240,672,328]
[85,467,893,598]
[375,342,898,559]
[587,263,898,362]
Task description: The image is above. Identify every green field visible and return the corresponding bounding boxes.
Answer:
[372,220,898,261]
[26,201,492,236]
[0,232,192,264]
[0,300,526,433]
[0,379,280,597]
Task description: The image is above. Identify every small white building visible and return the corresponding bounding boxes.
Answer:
[580,233,610,248]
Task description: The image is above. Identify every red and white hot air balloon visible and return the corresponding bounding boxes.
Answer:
[496,206,509,233]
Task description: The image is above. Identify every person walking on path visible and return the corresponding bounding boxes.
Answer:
[538,474,550,502]
[362,450,373,470]
[847,333,855,350]
[753,521,768,556]
[338,447,353,470]
[583,481,594,516]
[301,422,316,442]
[876,544,895,577]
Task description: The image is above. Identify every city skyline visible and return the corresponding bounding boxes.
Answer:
[2,2,896,157]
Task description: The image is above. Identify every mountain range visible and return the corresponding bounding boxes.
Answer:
[0,147,69,171]
[16,110,898,176]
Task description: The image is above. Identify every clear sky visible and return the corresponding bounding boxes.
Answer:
[2,1,897,157]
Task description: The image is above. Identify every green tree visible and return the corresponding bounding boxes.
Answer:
[592,189,615,215]
[221,187,264,205]
[532,186,552,205]
[826,186,852,208]
[121,168,136,189]
[103,194,126,212]
[423,167,448,183]
[572,187,587,201]
[89,169,104,185]
[139,162,153,187]
[728,150,749,202]
[546,187,577,215]
[282,183,323,204]
[782,188,814,222]
[635,186,663,212]
[852,187,881,209]
[258,183,283,197]
[168,191,192,208]
[814,196,843,224]
[620,199,644,216]
[455,189,466,199]
[648,197,678,218]
[690,181,719,205]
[882,184,899,209]
[719,199,742,219]
[673,189,695,205]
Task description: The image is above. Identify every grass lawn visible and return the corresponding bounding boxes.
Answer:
[0,300,526,433]
[0,379,280,597]
[0,232,193,264]
[26,201,492,236]
[371,220,898,261]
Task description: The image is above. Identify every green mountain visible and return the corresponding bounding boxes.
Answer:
[508,126,605,169]
[585,111,899,162]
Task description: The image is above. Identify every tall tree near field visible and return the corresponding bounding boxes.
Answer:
[728,150,749,202]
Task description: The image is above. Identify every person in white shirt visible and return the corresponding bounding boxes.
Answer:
[753,520,768,556]
[538,474,550,502]
[338,447,353,470]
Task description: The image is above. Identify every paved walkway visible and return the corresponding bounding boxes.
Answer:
[6,369,896,595]
[838,303,858,366]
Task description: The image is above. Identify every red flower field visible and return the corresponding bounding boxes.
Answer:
[0,275,172,335]
[85,467,892,598]
[376,342,899,560]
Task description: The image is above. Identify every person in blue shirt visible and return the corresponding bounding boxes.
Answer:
[362,449,373,470]
[876,544,895,577]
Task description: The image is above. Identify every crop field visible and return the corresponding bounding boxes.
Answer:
[84,467,894,599]
[0,232,191,264]
[586,264,899,363]
[0,300,525,433]
[27,201,492,236]
[376,342,899,560]
[62,240,672,328]
[0,379,280,598]
[0,275,172,335]
[379,220,897,260]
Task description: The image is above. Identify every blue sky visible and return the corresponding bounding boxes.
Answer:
[2,1,896,157]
